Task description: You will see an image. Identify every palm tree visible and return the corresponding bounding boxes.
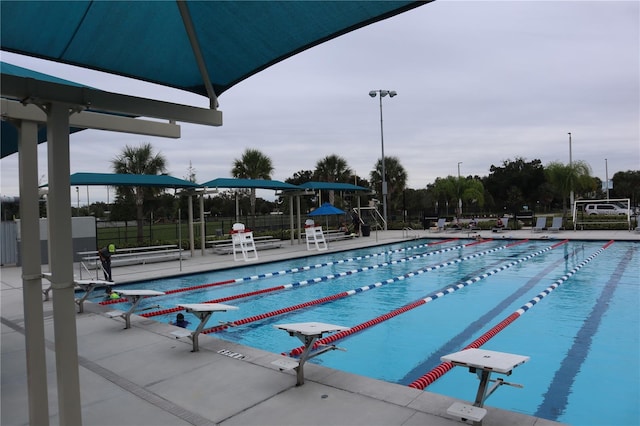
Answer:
[232,149,274,216]
[545,160,595,218]
[112,143,167,243]
[314,155,352,205]
[370,156,407,215]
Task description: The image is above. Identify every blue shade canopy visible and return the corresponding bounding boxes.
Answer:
[1,1,427,99]
[0,62,85,86]
[308,202,346,216]
[0,62,89,158]
[63,172,199,189]
[200,177,300,191]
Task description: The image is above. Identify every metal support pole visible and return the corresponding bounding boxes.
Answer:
[605,158,609,200]
[199,193,205,256]
[378,95,388,230]
[471,370,493,426]
[188,194,194,256]
[457,162,463,218]
[568,132,574,215]
[190,311,213,352]
[295,335,320,386]
[18,119,50,426]
[178,208,183,271]
[370,89,395,231]
[47,102,83,426]
[291,195,296,245]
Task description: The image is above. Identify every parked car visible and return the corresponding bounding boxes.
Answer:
[584,203,628,216]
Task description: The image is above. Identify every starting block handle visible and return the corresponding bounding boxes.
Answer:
[489,377,523,388]
[317,343,347,352]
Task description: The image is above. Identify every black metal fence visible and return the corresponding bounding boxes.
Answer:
[95,214,305,249]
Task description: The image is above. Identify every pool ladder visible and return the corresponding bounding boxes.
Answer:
[402,227,420,239]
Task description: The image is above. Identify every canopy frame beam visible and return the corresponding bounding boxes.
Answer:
[2,74,222,126]
[177,0,219,110]
[2,98,181,138]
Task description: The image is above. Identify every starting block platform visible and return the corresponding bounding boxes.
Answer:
[273,322,349,386]
[173,303,239,352]
[74,279,112,313]
[441,348,529,425]
[106,289,165,329]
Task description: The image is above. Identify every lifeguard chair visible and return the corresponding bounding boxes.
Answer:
[304,219,327,251]
[230,223,258,261]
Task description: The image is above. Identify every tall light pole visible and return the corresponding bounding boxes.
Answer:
[605,158,609,200]
[457,162,462,218]
[369,89,397,230]
[568,132,574,215]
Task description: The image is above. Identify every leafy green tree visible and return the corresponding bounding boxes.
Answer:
[430,175,484,217]
[231,148,274,216]
[287,170,314,186]
[348,174,371,211]
[545,160,595,217]
[430,176,457,216]
[370,156,407,216]
[314,155,352,205]
[284,170,314,213]
[112,143,167,243]
[482,157,546,213]
[611,170,640,207]
[460,177,485,216]
[400,188,431,223]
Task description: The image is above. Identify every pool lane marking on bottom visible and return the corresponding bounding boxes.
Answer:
[535,242,632,420]
[100,238,460,307]
[140,240,485,318]
[399,243,582,385]
[407,240,614,390]
[201,241,516,335]
[285,239,562,357]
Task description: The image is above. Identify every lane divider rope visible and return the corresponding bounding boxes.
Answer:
[285,239,567,357]
[202,241,519,335]
[140,240,478,318]
[407,240,612,390]
[99,238,460,306]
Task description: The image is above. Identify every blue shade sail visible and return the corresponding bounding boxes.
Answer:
[1,1,427,98]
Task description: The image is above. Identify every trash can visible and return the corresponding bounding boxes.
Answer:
[361,224,371,237]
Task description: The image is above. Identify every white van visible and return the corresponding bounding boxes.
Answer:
[584,203,627,216]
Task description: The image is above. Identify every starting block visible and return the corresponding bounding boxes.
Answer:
[106,289,165,329]
[273,322,349,386]
[74,279,112,313]
[174,303,239,352]
[441,348,529,425]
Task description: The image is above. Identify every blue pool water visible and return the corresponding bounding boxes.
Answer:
[96,239,639,425]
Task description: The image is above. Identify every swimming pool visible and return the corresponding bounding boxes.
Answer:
[95,238,640,425]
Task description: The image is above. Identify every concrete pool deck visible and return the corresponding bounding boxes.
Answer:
[2,229,637,425]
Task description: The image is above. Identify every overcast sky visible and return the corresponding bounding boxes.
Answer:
[1,1,638,204]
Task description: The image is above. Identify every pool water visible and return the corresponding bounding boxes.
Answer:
[95,239,639,425]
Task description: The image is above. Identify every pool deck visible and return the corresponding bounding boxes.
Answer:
[2,229,637,425]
